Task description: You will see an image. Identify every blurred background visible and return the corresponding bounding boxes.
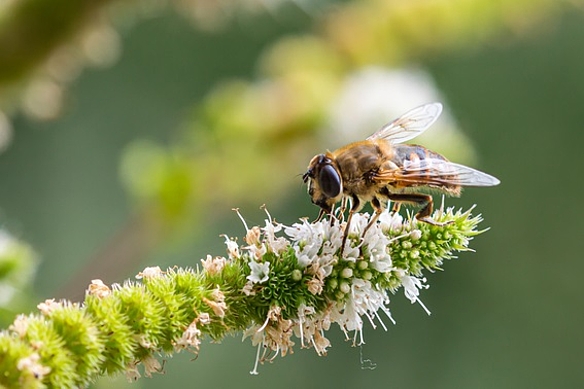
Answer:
[0,0,583,387]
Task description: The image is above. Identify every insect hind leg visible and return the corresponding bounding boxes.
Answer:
[383,193,450,226]
[390,201,401,215]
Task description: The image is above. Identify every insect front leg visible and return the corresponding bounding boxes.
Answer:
[340,195,360,255]
[316,207,337,228]
[335,196,350,222]
[328,207,337,227]
[315,208,327,222]
[362,196,385,238]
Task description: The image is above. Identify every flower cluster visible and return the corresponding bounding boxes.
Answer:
[0,206,484,387]
[235,206,482,372]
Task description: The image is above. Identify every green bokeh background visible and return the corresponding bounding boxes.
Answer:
[0,5,583,389]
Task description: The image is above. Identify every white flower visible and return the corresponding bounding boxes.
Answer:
[410,229,422,240]
[174,319,202,351]
[223,235,240,259]
[347,212,369,236]
[136,266,163,279]
[378,210,405,232]
[201,255,227,275]
[283,218,314,242]
[247,260,270,284]
[318,219,343,273]
[205,287,227,317]
[125,361,140,381]
[260,208,289,254]
[330,297,363,344]
[197,312,211,325]
[17,353,51,379]
[294,303,331,355]
[329,278,394,346]
[361,217,393,273]
[285,218,323,267]
[9,314,29,337]
[263,222,288,254]
[142,355,163,378]
[37,299,62,315]
[87,279,111,298]
[351,279,392,328]
[246,240,267,261]
[399,272,431,316]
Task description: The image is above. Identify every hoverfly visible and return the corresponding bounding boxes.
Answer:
[302,103,500,251]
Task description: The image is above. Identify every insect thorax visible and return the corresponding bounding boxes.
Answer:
[334,141,387,182]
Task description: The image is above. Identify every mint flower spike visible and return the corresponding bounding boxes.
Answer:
[0,205,486,387]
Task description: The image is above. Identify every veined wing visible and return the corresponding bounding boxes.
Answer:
[367,103,443,144]
[374,158,500,187]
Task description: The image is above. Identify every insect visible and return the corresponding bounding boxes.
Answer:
[302,102,500,251]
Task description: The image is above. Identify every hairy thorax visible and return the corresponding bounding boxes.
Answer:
[331,141,393,199]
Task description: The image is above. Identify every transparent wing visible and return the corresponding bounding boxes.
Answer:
[443,162,501,187]
[374,158,500,188]
[367,102,443,144]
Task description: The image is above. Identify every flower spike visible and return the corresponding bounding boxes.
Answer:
[0,206,486,387]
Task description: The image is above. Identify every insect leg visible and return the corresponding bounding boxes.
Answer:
[340,195,360,255]
[328,207,337,227]
[384,193,431,216]
[315,209,327,222]
[362,197,385,238]
[390,202,401,215]
[335,196,349,222]
[384,193,449,225]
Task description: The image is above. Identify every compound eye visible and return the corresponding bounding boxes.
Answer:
[318,164,342,198]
